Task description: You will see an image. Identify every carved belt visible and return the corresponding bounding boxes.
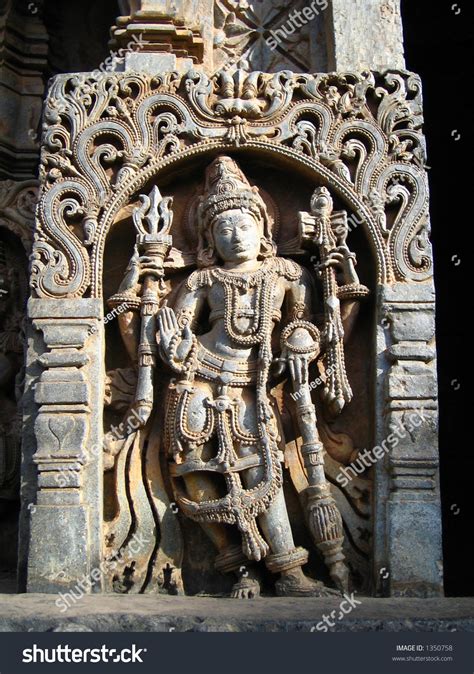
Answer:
[170,449,285,477]
[194,343,258,385]
[170,453,262,477]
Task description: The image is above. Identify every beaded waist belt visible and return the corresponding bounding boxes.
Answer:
[195,343,259,385]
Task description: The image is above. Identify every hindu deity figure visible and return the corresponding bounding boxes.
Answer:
[110,156,368,598]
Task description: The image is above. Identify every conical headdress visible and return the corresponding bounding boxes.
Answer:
[197,156,268,230]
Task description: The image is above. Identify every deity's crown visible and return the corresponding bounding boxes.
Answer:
[198,156,267,230]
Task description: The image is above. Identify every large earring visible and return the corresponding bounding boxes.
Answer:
[259,236,275,258]
[197,246,215,267]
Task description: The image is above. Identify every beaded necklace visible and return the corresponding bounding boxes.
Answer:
[211,259,276,346]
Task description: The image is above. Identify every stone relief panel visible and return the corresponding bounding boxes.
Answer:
[100,155,374,596]
[26,65,438,596]
[213,0,328,73]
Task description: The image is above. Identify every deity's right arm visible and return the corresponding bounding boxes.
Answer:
[107,250,143,365]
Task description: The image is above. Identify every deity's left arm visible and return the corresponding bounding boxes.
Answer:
[331,249,368,343]
[277,267,321,386]
[284,266,316,323]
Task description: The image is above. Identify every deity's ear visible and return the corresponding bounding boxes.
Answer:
[259,236,277,259]
[197,226,217,266]
[197,245,216,267]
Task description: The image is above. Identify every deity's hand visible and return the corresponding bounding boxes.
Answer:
[136,255,164,279]
[287,353,310,389]
[118,248,166,294]
[157,305,194,364]
[318,245,358,285]
[280,322,320,389]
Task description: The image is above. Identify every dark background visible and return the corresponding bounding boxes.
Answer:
[402,0,473,596]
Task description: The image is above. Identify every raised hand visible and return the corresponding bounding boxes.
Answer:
[157,304,194,364]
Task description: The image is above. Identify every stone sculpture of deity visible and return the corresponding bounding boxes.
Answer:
[109,156,368,598]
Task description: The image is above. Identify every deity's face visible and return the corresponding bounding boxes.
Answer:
[212,209,261,264]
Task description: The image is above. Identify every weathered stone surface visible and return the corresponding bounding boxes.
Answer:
[0,5,47,179]
[112,0,408,75]
[0,595,472,632]
[21,299,105,593]
[0,179,38,573]
[21,60,441,599]
[327,0,405,71]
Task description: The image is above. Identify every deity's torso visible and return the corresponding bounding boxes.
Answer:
[184,257,308,364]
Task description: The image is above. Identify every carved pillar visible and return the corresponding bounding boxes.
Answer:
[22,300,104,593]
[373,282,442,596]
[326,0,405,71]
[110,0,206,74]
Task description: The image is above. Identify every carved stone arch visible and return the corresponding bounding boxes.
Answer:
[95,142,391,298]
[31,69,432,302]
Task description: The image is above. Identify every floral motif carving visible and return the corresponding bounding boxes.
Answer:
[30,68,431,300]
[213,0,317,73]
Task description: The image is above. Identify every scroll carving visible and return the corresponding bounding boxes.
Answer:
[31,69,432,300]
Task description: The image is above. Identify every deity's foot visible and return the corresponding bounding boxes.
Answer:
[275,569,340,598]
[230,576,261,599]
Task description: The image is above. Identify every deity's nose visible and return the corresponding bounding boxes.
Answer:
[233,228,243,243]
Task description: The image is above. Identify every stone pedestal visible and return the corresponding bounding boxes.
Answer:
[1,595,472,632]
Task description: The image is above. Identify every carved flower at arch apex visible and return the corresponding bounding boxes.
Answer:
[214,0,311,73]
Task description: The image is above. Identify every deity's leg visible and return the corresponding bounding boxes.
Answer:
[240,451,340,597]
[180,458,261,598]
[181,470,231,551]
